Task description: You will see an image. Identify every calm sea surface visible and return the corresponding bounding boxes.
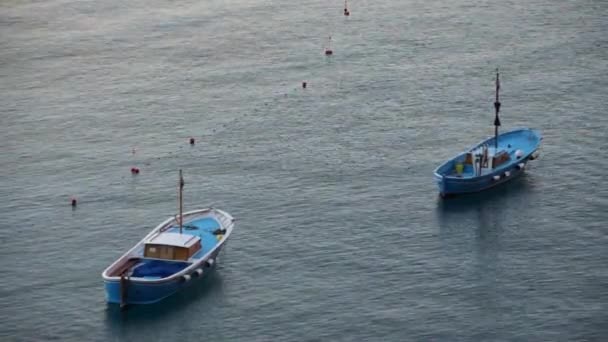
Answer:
[1,0,607,341]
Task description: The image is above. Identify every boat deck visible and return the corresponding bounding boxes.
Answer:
[448,147,517,178]
[127,217,222,279]
[165,216,222,259]
[445,130,537,178]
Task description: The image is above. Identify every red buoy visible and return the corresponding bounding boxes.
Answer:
[302,81,307,89]
[189,137,195,145]
[71,197,77,207]
[131,167,140,174]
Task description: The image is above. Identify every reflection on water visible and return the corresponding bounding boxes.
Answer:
[436,175,535,256]
[437,175,531,214]
[103,272,224,337]
[436,175,533,231]
[434,176,537,323]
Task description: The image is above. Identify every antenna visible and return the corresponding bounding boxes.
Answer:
[493,68,501,150]
[179,170,184,234]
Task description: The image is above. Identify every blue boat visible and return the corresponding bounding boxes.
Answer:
[434,71,542,197]
[102,171,235,307]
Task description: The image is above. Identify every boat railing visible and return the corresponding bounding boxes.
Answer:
[144,208,216,241]
[215,211,228,227]
[145,219,176,242]
[134,209,232,254]
[214,209,236,231]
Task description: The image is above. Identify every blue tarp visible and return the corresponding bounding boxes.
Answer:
[131,259,190,278]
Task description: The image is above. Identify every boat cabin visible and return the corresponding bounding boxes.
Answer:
[462,147,511,169]
[144,232,201,261]
[453,144,515,177]
[492,150,511,168]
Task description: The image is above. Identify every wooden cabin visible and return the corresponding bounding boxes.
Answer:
[144,232,201,261]
[492,150,511,168]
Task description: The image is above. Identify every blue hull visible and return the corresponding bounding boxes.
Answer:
[434,129,542,197]
[104,263,217,305]
[435,159,528,196]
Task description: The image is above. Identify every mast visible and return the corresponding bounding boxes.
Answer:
[179,169,184,234]
[493,68,501,150]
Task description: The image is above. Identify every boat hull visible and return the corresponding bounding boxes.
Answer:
[434,129,542,197]
[104,275,184,305]
[104,250,221,305]
[435,159,528,196]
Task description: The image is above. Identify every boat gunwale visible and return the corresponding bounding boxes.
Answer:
[101,208,234,284]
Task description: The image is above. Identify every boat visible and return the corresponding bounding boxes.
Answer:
[433,70,542,197]
[102,170,235,306]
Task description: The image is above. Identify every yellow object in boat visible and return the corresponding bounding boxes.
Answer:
[216,234,223,241]
[455,163,464,174]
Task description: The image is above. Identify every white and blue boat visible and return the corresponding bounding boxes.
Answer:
[102,170,235,306]
[434,71,542,197]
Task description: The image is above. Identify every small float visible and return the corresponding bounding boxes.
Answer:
[102,170,235,306]
[433,70,542,197]
[325,36,333,56]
